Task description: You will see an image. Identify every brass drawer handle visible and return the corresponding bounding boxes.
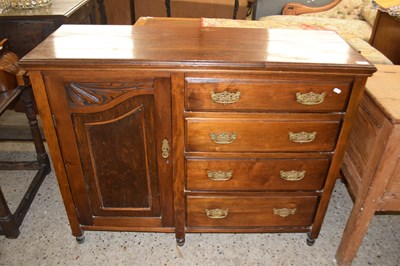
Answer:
[207,170,233,181]
[210,132,237,144]
[211,91,241,104]
[205,208,229,219]
[280,170,306,181]
[296,92,326,105]
[289,131,317,143]
[273,208,297,218]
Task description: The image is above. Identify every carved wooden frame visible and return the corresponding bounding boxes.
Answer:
[282,0,341,15]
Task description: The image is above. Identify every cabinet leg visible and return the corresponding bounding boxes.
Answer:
[76,235,85,244]
[176,238,185,246]
[306,233,315,246]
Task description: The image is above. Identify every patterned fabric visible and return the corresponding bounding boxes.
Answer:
[297,0,377,22]
[345,37,393,64]
[300,0,366,20]
[201,18,393,65]
[258,16,372,40]
[361,0,379,25]
[226,15,373,41]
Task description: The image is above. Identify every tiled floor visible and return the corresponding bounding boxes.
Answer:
[0,141,399,265]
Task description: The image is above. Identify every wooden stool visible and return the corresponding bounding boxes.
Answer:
[0,39,51,238]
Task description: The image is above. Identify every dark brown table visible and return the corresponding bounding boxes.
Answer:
[0,39,51,239]
[164,0,240,18]
[0,0,96,58]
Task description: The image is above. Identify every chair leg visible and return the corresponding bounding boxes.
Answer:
[0,187,20,238]
[20,87,50,173]
[9,86,52,225]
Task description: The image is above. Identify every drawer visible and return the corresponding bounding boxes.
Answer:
[185,77,351,112]
[186,118,341,152]
[186,195,318,227]
[186,158,330,191]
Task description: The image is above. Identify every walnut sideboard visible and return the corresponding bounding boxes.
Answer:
[20,17,376,245]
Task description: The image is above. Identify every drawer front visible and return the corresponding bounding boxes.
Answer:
[186,119,341,152]
[186,195,318,227]
[185,78,351,112]
[186,158,330,191]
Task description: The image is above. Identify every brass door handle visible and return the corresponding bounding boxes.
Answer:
[210,132,237,144]
[289,131,317,143]
[296,92,326,105]
[273,208,297,217]
[210,90,241,104]
[161,139,170,159]
[280,170,306,181]
[205,208,229,219]
[207,170,233,181]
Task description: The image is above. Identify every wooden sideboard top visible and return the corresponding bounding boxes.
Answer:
[0,0,90,18]
[365,64,400,123]
[21,17,376,74]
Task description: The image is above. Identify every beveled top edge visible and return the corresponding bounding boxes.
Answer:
[20,22,376,75]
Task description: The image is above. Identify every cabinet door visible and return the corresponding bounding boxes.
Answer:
[44,72,173,228]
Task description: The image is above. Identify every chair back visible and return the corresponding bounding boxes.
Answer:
[0,39,20,92]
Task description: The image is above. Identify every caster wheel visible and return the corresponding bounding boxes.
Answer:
[76,235,85,244]
[176,238,185,246]
[306,237,315,246]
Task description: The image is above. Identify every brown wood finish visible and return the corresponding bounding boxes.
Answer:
[308,76,370,244]
[185,118,341,152]
[0,39,20,92]
[282,0,341,15]
[0,0,95,58]
[29,71,84,238]
[104,0,133,24]
[0,86,51,239]
[185,75,352,112]
[0,42,51,238]
[186,195,318,227]
[0,0,95,114]
[134,0,247,22]
[171,72,186,245]
[336,65,400,266]
[20,18,375,245]
[41,71,174,230]
[186,158,330,191]
[21,22,373,71]
[185,151,332,159]
[369,11,400,65]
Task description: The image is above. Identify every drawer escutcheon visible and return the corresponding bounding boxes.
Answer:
[210,132,237,144]
[161,139,170,159]
[296,91,326,105]
[280,170,306,181]
[210,91,241,104]
[207,170,233,181]
[273,208,297,217]
[205,208,229,219]
[289,131,317,143]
